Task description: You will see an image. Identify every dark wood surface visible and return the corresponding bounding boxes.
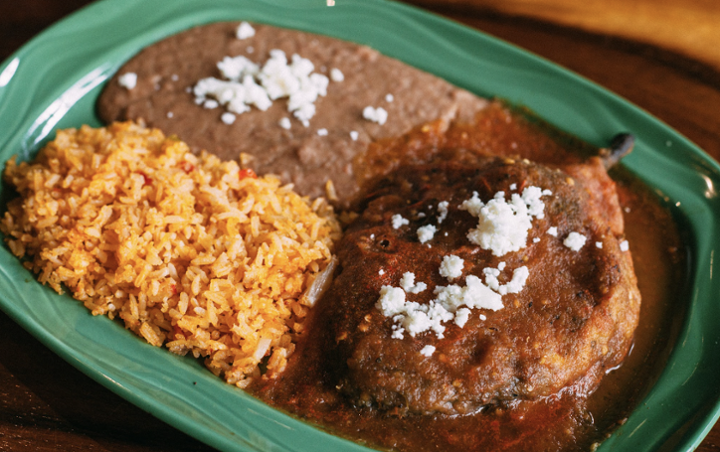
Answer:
[1,1,718,451]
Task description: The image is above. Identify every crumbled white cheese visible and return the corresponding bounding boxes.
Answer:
[479,314,487,321]
[419,345,436,357]
[350,130,359,141]
[330,68,344,82]
[620,240,629,251]
[217,55,259,81]
[483,266,501,291]
[317,128,328,136]
[236,22,256,39]
[547,226,558,237]
[118,72,137,90]
[564,232,587,251]
[376,285,407,316]
[193,49,331,125]
[524,187,553,219]
[437,201,449,224]
[221,112,236,124]
[379,269,385,275]
[376,186,551,341]
[363,106,388,125]
[483,264,528,295]
[279,117,291,130]
[456,275,504,311]
[439,255,464,280]
[203,99,219,109]
[510,183,517,191]
[401,299,452,338]
[460,186,549,257]
[596,241,603,249]
[240,75,272,110]
[533,237,540,243]
[166,111,174,119]
[400,272,427,294]
[392,214,409,229]
[433,278,496,313]
[454,308,471,328]
[504,266,529,294]
[385,93,394,102]
[417,224,437,243]
[377,273,502,340]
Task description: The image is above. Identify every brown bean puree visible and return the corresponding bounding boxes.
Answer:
[97,22,487,206]
[97,23,685,451]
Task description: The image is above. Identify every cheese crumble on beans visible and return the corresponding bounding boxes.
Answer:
[192,25,336,128]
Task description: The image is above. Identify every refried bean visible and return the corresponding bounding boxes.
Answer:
[97,22,488,206]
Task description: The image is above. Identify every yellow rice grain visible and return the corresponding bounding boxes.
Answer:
[1,122,340,387]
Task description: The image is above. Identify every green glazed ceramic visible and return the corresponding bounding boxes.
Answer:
[1,1,719,451]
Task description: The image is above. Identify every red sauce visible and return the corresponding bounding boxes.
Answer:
[249,103,686,451]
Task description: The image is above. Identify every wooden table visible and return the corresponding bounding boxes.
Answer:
[1,0,718,450]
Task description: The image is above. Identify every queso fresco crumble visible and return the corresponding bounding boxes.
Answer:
[119,22,395,133]
[118,22,392,131]
[375,184,629,349]
[174,22,392,131]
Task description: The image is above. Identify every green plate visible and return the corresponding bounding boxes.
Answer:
[1,0,719,451]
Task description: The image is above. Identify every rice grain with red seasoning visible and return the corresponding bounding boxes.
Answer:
[1,121,340,387]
